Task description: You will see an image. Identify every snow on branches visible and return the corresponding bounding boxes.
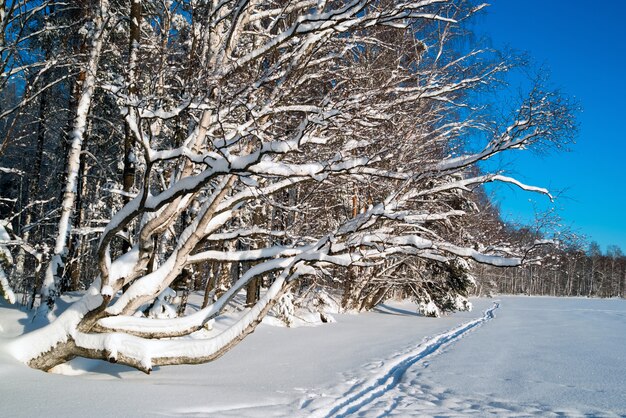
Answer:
[1,0,575,372]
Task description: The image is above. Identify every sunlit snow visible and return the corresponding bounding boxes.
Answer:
[1,296,624,417]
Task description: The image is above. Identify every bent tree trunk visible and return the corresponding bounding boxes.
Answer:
[2,0,573,374]
[9,258,298,373]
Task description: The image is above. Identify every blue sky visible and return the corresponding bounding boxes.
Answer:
[473,1,626,252]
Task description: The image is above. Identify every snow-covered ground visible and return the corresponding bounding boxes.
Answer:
[1,296,625,417]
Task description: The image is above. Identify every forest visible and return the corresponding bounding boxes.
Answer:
[0,0,621,373]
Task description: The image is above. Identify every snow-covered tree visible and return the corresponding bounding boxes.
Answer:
[1,0,576,373]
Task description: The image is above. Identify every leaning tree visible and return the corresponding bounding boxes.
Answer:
[1,0,574,373]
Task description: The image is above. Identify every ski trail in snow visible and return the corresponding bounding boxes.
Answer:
[309,302,500,418]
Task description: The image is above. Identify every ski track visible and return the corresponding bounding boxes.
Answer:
[309,302,500,418]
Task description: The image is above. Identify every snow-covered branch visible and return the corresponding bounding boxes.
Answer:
[0,0,575,373]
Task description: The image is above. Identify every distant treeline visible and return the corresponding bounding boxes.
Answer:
[478,243,625,298]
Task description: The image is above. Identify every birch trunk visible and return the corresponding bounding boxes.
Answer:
[40,1,110,311]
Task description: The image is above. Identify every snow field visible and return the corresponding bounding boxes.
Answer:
[1,296,625,417]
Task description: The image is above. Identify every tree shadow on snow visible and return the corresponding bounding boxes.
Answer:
[18,292,83,333]
[373,304,421,317]
[52,357,154,379]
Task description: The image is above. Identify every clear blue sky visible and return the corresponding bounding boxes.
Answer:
[473,1,626,253]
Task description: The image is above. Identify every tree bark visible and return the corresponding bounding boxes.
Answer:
[40,0,110,311]
[122,0,141,203]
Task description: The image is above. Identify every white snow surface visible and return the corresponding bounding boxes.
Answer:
[0,296,625,417]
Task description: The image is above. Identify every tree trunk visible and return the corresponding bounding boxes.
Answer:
[245,277,261,307]
[40,0,109,311]
[65,146,91,291]
[122,0,141,203]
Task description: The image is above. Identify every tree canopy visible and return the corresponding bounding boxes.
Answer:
[0,0,578,373]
